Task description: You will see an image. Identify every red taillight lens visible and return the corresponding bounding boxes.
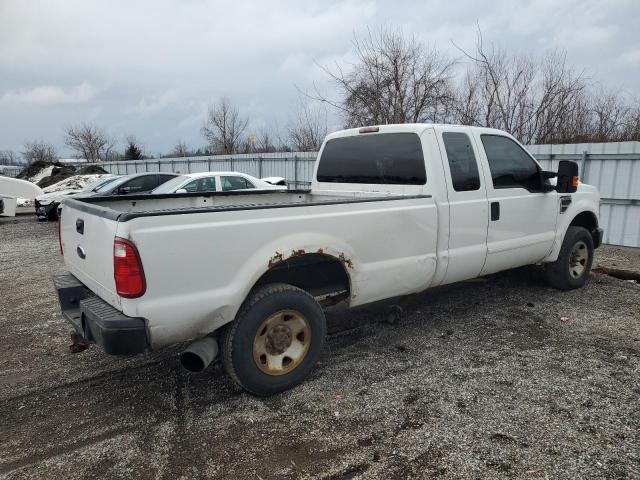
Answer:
[114,237,146,298]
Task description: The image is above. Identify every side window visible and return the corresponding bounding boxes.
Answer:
[182,179,200,192]
[221,176,253,191]
[183,177,216,192]
[199,177,216,191]
[442,132,480,192]
[119,175,158,194]
[481,135,541,191]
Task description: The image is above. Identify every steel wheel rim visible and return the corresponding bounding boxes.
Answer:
[253,310,311,376]
[569,240,588,279]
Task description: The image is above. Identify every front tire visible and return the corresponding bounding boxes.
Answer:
[221,283,326,396]
[545,226,594,290]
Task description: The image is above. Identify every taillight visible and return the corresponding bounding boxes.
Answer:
[58,216,63,255]
[114,237,146,298]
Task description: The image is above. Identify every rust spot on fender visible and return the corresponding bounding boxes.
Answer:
[268,251,284,268]
[291,249,306,257]
[316,248,324,255]
[338,252,353,269]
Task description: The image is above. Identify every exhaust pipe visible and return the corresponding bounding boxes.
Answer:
[180,336,219,373]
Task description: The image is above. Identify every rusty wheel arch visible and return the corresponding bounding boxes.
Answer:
[257,250,352,306]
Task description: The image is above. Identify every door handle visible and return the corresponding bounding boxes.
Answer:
[490,202,500,221]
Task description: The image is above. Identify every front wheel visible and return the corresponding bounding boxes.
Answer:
[221,283,326,396]
[545,226,594,290]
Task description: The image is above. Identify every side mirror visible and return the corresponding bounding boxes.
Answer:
[556,160,579,193]
[175,188,187,194]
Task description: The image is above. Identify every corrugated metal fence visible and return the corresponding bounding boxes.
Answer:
[4,142,639,247]
[0,165,21,177]
[529,142,640,248]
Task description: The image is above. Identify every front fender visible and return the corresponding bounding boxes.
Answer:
[544,196,599,262]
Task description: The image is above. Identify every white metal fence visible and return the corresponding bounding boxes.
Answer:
[529,142,640,248]
[4,142,639,247]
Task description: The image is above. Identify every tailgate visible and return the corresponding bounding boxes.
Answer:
[60,199,121,309]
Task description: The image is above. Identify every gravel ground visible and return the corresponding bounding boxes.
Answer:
[1,215,639,479]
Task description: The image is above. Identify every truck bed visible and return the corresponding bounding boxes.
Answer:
[65,189,428,222]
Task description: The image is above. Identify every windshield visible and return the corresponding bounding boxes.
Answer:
[151,175,189,193]
[83,176,119,192]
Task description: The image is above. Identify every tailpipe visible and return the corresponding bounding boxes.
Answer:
[180,336,219,373]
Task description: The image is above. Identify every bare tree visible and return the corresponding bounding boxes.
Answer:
[288,103,328,151]
[169,140,191,157]
[0,150,20,165]
[22,141,57,165]
[453,28,588,144]
[621,101,640,141]
[255,129,278,153]
[64,123,114,162]
[201,97,248,154]
[314,28,456,127]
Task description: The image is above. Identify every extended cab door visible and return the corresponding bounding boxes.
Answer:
[472,131,558,275]
[435,126,489,284]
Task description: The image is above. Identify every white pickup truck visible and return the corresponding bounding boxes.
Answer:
[54,124,603,395]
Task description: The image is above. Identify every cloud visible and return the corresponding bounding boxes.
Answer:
[0,83,97,106]
[0,0,637,154]
[619,49,640,64]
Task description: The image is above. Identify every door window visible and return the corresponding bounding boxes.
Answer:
[442,132,480,191]
[221,176,254,191]
[481,135,541,191]
[183,177,217,192]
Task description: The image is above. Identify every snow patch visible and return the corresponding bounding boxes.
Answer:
[27,165,54,184]
[42,174,110,194]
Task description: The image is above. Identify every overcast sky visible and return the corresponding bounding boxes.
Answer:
[1,0,639,157]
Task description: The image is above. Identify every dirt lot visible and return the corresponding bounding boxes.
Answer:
[1,215,639,479]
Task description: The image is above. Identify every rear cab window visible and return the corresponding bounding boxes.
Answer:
[442,132,480,191]
[317,133,426,185]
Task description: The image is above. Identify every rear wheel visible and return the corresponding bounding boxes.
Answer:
[545,226,594,290]
[221,283,326,396]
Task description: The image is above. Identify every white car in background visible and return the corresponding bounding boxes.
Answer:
[151,172,287,194]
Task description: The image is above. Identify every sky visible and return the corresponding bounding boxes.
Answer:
[1,0,639,157]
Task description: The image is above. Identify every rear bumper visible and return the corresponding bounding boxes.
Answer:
[53,272,149,355]
[592,227,604,249]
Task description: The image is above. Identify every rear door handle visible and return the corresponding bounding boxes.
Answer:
[490,202,500,221]
[76,218,84,234]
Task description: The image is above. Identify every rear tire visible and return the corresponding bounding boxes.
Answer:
[545,226,594,290]
[221,283,326,396]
